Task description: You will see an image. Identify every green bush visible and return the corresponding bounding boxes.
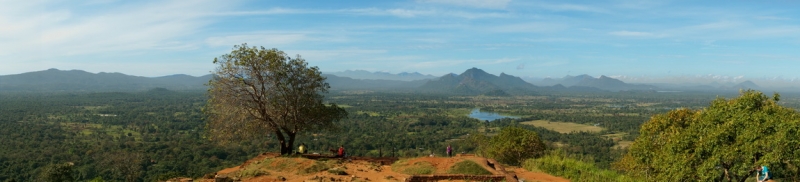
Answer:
[471,126,546,166]
[524,152,638,182]
[447,160,491,175]
[327,168,347,175]
[392,160,435,175]
[39,163,74,182]
[302,161,332,174]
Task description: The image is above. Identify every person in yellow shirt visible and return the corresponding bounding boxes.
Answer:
[298,143,306,154]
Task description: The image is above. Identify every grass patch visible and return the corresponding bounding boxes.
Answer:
[392,160,435,175]
[266,157,301,172]
[355,111,381,117]
[233,159,271,178]
[302,161,333,174]
[327,168,347,175]
[447,160,491,175]
[79,105,110,111]
[523,152,638,182]
[521,120,604,133]
[601,132,626,139]
[613,141,633,149]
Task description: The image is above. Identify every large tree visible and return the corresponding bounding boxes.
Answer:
[205,44,347,155]
[615,90,800,181]
[471,126,546,165]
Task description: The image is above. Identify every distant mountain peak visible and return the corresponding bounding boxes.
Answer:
[528,73,657,91]
[733,80,760,89]
[421,67,535,95]
[328,70,436,81]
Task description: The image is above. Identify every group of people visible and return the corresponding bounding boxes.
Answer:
[296,144,454,158]
[295,143,347,158]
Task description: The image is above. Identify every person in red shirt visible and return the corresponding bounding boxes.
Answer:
[337,145,345,158]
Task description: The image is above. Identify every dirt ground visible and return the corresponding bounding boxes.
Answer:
[190,153,569,182]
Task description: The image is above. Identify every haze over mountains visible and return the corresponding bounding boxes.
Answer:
[326,70,436,81]
[0,68,773,93]
[0,69,211,92]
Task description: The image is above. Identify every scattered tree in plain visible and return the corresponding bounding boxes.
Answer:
[205,44,347,155]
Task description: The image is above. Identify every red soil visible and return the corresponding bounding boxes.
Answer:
[197,153,569,182]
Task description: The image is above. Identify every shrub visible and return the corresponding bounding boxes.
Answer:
[471,126,546,166]
[392,160,435,175]
[327,168,347,175]
[302,161,332,174]
[524,152,637,182]
[447,160,491,175]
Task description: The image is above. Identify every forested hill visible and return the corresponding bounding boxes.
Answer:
[419,67,537,95]
[0,69,211,92]
[534,74,658,92]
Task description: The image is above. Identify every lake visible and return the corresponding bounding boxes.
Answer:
[468,108,519,121]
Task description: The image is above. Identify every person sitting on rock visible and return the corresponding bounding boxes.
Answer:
[298,143,306,154]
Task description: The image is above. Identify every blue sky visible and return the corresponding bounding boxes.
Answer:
[2,0,800,80]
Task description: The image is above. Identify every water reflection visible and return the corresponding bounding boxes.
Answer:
[468,108,519,121]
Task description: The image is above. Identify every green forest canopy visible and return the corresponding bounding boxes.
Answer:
[616,90,800,181]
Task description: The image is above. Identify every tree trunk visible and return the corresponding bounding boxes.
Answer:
[275,130,289,155]
[737,169,756,182]
[287,132,296,156]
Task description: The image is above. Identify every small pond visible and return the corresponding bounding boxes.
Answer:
[468,108,519,121]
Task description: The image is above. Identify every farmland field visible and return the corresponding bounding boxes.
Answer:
[521,120,604,133]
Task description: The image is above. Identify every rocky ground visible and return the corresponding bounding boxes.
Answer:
[172,153,568,182]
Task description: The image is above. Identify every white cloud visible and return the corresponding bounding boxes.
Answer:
[205,34,309,47]
[387,8,434,18]
[754,15,791,21]
[403,58,519,70]
[417,0,512,9]
[343,8,506,19]
[538,3,609,13]
[490,22,567,33]
[0,0,231,58]
[285,49,388,62]
[609,30,663,38]
[213,7,317,16]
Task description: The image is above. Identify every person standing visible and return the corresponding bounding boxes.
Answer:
[337,145,345,158]
[446,145,453,157]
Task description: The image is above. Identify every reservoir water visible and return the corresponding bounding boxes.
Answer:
[468,108,519,121]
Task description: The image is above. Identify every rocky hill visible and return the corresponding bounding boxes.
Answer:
[177,153,567,182]
[419,68,536,95]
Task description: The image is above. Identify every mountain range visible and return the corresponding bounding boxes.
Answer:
[0,69,211,92]
[326,70,436,81]
[533,74,657,92]
[0,68,766,94]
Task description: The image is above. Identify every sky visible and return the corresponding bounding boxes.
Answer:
[2,0,800,80]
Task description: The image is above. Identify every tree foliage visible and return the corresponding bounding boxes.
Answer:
[472,126,546,165]
[205,44,347,155]
[615,90,800,181]
[39,163,74,182]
